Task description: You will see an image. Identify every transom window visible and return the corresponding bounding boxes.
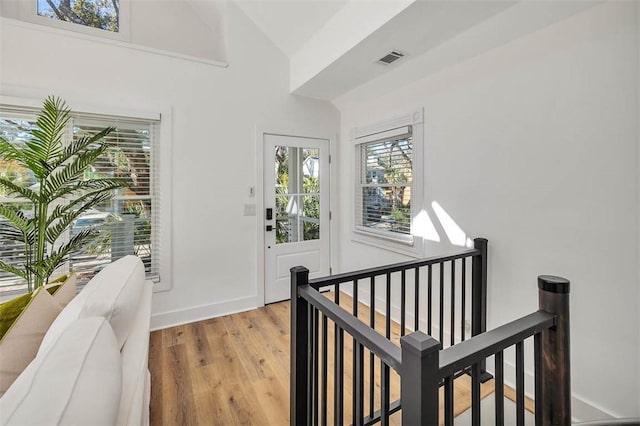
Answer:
[37,0,119,32]
[0,107,159,295]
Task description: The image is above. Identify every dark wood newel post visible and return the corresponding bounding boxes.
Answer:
[400,331,440,426]
[291,266,310,426]
[538,275,571,425]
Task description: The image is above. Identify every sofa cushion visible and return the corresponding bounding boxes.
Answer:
[39,255,145,352]
[0,317,122,426]
[46,274,77,308]
[0,287,61,396]
[118,280,153,426]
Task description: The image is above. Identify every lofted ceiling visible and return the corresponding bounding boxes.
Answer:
[226,0,600,102]
[234,0,348,57]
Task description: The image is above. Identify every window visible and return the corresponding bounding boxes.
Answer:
[356,129,413,241]
[37,0,119,32]
[17,0,130,41]
[352,110,424,255]
[0,106,160,295]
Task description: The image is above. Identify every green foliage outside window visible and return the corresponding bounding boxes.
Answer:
[37,0,119,33]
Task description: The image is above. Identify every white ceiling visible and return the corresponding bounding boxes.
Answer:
[234,0,348,57]
[228,0,600,101]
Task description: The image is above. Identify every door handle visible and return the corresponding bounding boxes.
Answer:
[266,208,273,220]
[266,225,273,232]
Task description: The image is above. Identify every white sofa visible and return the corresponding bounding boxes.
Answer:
[0,255,153,426]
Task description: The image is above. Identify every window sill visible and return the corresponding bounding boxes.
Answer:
[352,228,423,258]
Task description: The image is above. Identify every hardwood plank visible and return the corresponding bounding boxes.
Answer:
[148,330,164,426]
[162,343,198,425]
[161,324,186,348]
[504,384,536,413]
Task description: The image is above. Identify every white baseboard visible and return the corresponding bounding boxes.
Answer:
[498,360,616,422]
[346,287,617,422]
[150,295,257,331]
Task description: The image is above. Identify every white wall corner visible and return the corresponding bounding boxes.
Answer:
[289,0,415,94]
[150,295,258,331]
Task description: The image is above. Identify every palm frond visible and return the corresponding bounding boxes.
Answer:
[50,177,127,201]
[0,260,28,281]
[40,229,96,279]
[41,144,109,198]
[0,178,39,203]
[0,96,128,290]
[0,138,22,161]
[25,97,70,170]
[45,192,113,243]
[0,204,30,232]
[0,222,26,241]
[49,127,115,170]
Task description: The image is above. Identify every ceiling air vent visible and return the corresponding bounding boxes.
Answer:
[377,50,405,65]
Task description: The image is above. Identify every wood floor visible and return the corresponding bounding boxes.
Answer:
[149,294,497,426]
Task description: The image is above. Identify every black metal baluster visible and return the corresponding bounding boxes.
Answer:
[461,258,466,342]
[335,325,344,425]
[401,269,406,336]
[516,341,525,426]
[427,265,433,335]
[334,283,342,426]
[386,273,391,339]
[495,350,504,426]
[353,279,358,317]
[354,342,364,426]
[450,260,455,346]
[439,263,444,344]
[444,375,454,426]
[312,308,319,426]
[534,333,542,426]
[352,280,358,426]
[321,314,328,426]
[472,361,481,425]
[380,363,390,426]
[414,267,419,331]
[369,276,375,419]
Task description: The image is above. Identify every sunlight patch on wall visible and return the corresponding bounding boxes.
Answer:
[432,201,468,247]
[412,209,440,241]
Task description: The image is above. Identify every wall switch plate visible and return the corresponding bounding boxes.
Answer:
[244,203,256,216]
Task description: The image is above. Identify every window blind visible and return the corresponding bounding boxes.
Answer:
[355,132,413,239]
[0,108,160,294]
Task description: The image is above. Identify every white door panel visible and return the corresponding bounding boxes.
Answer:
[264,134,330,304]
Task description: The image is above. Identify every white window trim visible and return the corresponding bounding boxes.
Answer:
[18,0,130,42]
[351,108,424,258]
[0,95,172,293]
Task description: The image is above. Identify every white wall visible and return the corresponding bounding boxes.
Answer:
[0,0,226,63]
[335,2,639,419]
[0,3,338,328]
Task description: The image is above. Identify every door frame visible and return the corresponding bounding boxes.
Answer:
[255,125,336,307]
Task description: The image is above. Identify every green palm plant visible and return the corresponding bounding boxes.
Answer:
[0,96,128,292]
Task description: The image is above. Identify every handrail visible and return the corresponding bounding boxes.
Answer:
[309,249,479,289]
[299,285,403,372]
[437,310,555,378]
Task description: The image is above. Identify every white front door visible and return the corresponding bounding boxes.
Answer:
[264,134,330,304]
